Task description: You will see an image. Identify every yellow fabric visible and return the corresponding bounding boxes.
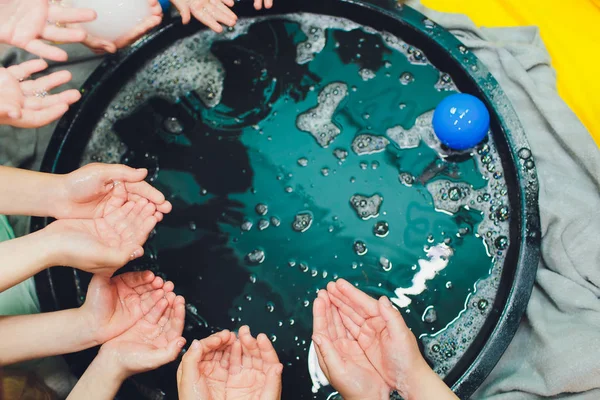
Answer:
[422,0,600,146]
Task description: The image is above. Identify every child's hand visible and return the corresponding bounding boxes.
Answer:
[177,326,283,400]
[55,162,172,220]
[253,0,273,11]
[43,198,158,275]
[0,0,96,61]
[170,0,237,33]
[80,0,163,54]
[312,290,390,400]
[0,60,81,128]
[327,279,458,400]
[81,271,174,344]
[96,292,186,380]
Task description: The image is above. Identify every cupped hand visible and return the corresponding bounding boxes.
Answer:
[44,198,158,275]
[312,290,390,400]
[81,270,175,344]
[0,0,96,61]
[177,330,236,400]
[98,292,187,379]
[80,0,163,54]
[177,326,283,400]
[56,163,172,220]
[0,60,81,128]
[171,0,237,33]
[326,279,429,398]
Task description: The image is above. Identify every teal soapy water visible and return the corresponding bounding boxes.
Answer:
[82,16,506,398]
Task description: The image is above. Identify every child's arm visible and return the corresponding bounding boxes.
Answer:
[0,271,169,366]
[0,164,170,219]
[67,293,186,400]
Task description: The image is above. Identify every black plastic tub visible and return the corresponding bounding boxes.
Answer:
[32,0,540,398]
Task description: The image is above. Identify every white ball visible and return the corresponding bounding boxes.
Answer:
[71,0,152,42]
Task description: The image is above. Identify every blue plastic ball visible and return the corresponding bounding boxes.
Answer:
[432,93,490,151]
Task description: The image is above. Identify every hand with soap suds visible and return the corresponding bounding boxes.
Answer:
[0,60,81,128]
[177,325,283,400]
[326,279,459,400]
[312,289,391,400]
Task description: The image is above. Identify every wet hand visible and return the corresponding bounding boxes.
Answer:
[98,292,187,379]
[80,0,163,54]
[171,0,237,33]
[56,162,172,220]
[312,290,390,400]
[0,0,95,61]
[326,279,437,399]
[81,270,175,344]
[0,60,81,128]
[177,326,283,400]
[44,198,159,275]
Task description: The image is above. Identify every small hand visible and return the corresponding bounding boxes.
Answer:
[80,0,163,54]
[171,0,237,33]
[81,270,175,344]
[57,163,172,220]
[44,198,159,275]
[0,60,81,128]
[177,330,237,400]
[326,279,430,398]
[0,0,96,61]
[177,326,283,400]
[253,0,273,11]
[312,290,390,400]
[98,292,187,379]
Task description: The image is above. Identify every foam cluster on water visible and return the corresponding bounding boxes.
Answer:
[386,111,448,158]
[296,82,348,147]
[351,134,390,156]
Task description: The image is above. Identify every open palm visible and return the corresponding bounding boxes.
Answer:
[45,198,158,275]
[178,327,283,400]
[327,279,428,393]
[0,60,81,128]
[178,330,236,400]
[82,270,174,344]
[312,290,390,400]
[0,0,95,61]
[58,163,171,220]
[100,292,187,377]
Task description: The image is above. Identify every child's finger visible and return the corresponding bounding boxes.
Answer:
[335,279,379,317]
[257,333,279,364]
[254,0,262,10]
[42,25,87,43]
[48,6,97,24]
[180,339,203,384]
[143,297,169,324]
[140,288,166,314]
[220,0,235,7]
[312,335,343,373]
[125,181,167,206]
[228,340,243,374]
[23,40,68,62]
[7,59,48,80]
[21,70,72,93]
[119,270,155,288]
[13,104,68,128]
[214,2,237,25]
[312,296,329,338]
[191,6,224,33]
[378,296,410,339]
[23,89,81,110]
[264,0,273,9]
[170,0,192,24]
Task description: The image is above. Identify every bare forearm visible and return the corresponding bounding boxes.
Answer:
[67,351,126,400]
[0,229,55,292]
[405,367,458,400]
[0,307,99,366]
[0,166,63,217]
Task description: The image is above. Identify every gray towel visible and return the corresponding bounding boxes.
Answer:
[2,3,600,398]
